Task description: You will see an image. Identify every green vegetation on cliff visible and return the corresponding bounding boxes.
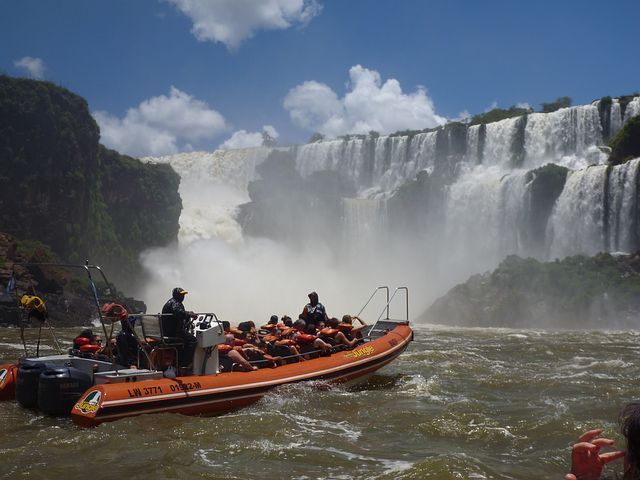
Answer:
[422,253,640,329]
[469,105,532,126]
[609,115,640,165]
[540,96,572,113]
[0,75,181,289]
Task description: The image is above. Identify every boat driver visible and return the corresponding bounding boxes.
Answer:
[161,287,198,371]
[300,291,328,329]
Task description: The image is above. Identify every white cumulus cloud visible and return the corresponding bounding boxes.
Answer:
[13,56,45,79]
[219,125,279,150]
[166,0,322,49]
[283,65,446,137]
[93,86,227,157]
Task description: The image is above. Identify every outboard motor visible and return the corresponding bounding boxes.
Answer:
[38,367,92,416]
[16,360,50,409]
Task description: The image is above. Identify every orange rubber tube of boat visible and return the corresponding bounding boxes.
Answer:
[0,364,18,401]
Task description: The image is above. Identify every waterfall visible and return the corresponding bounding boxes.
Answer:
[524,105,603,169]
[443,166,531,269]
[610,99,623,137]
[481,116,522,168]
[607,158,640,252]
[137,96,640,316]
[408,131,438,173]
[547,165,608,258]
[342,198,388,254]
[624,97,640,122]
[142,147,270,244]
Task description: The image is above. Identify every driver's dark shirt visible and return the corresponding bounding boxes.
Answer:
[161,298,190,337]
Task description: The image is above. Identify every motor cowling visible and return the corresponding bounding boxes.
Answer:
[38,367,92,416]
[16,361,50,409]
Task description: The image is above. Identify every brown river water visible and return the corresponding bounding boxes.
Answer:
[1,324,638,479]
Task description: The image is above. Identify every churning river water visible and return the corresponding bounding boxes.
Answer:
[1,324,638,479]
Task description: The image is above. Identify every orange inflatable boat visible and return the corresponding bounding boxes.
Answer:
[71,321,413,427]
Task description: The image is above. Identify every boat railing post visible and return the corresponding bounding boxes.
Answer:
[365,286,409,336]
[84,261,118,375]
[356,286,389,319]
[396,287,409,323]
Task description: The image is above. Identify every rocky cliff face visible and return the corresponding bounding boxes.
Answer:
[0,233,146,327]
[421,253,640,329]
[0,75,181,291]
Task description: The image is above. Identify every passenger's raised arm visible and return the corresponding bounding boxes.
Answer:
[565,429,625,480]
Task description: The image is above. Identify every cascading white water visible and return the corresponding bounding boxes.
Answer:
[143,148,271,244]
[342,198,388,259]
[547,165,608,258]
[409,131,438,173]
[137,97,640,317]
[610,99,623,137]
[481,116,522,168]
[607,158,640,253]
[443,165,531,271]
[464,125,481,164]
[624,97,640,123]
[524,105,603,169]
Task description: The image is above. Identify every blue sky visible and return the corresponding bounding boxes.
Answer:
[1,0,639,156]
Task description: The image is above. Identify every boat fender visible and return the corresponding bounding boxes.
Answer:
[79,344,101,353]
[320,328,338,337]
[296,333,317,343]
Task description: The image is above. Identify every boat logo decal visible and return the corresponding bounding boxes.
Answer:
[344,345,375,359]
[75,390,102,414]
[0,368,6,384]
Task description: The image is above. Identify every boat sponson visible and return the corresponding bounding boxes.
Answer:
[0,363,17,401]
[71,323,413,427]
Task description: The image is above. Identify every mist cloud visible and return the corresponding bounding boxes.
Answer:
[13,56,45,79]
[167,0,322,49]
[284,65,446,137]
[219,125,279,150]
[93,86,227,157]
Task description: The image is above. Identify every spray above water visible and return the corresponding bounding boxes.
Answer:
[138,98,640,323]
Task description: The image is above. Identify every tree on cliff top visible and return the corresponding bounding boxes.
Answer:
[540,96,572,113]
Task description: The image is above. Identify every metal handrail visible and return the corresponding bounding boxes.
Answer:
[365,286,409,338]
[355,286,389,319]
[7,261,116,359]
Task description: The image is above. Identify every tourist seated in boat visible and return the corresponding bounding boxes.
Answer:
[338,314,367,341]
[101,302,140,368]
[300,291,329,329]
[281,315,293,327]
[217,323,257,372]
[290,319,332,356]
[71,329,110,361]
[260,315,279,332]
[115,316,140,368]
[320,317,360,349]
[258,327,302,363]
[565,402,639,479]
[161,287,197,371]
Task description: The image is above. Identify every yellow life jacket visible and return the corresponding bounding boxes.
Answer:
[20,295,47,314]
